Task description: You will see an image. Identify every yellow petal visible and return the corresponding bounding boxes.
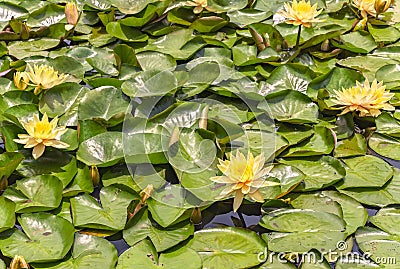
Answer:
[248,190,265,203]
[32,143,45,159]
[233,190,244,212]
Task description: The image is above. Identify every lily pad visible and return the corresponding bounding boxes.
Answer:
[0,213,75,263]
[71,186,136,230]
[123,209,194,252]
[117,239,202,269]
[337,155,393,189]
[0,197,15,233]
[259,90,319,124]
[32,233,118,269]
[356,227,400,267]
[3,175,63,213]
[370,206,400,235]
[260,209,346,253]
[188,227,267,269]
[279,156,346,190]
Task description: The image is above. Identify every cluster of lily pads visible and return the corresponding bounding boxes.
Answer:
[1,0,400,268]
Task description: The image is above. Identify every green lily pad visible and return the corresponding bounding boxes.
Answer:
[261,64,315,96]
[0,152,24,180]
[282,126,334,157]
[32,233,118,269]
[322,191,368,236]
[228,9,272,27]
[117,239,202,269]
[376,64,400,89]
[63,164,94,197]
[121,70,178,97]
[147,198,190,228]
[0,212,75,263]
[260,208,346,232]
[376,112,400,137]
[188,227,267,269]
[71,186,136,230]
[0,197,15,233]
[369,133,400,160]
[78,86,129,126]
[334,134,367,158]
[279,156,346,190]
[370,206,400,235]
[332,31,377,54]
[356,227,400,267]
[289,192,343,217]
[208,0,248,13]
[3,175,63,213]
[106,21,148,42]
[136,51,176,71]
[259,90,319,124]
[0,2,28,22]
[123,209,194,252]
[337,155,393,189]
[260,209,346,253]
[39,82,88,121]
[110,0,159,14]
[307,67,364,99]
[26,3,65,27]
[123,116,169,164]
[338,168,400,207]
[77,131,124,167]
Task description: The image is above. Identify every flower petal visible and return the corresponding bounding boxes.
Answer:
[233,190,244,212]
[32,143,45,159]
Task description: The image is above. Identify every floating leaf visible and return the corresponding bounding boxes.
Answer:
[0,213,75,263]
[0,197,15,233]
[71,186,136,230]
[32,234,118,269]
[189,227,267,269]
[123,209,194,252]
[3,175,63,213]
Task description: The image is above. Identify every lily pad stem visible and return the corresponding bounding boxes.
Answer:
[295,25,302,50]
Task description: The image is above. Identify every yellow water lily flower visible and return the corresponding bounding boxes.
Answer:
[278,0,323,28]
[14,113,69,159]
[186,0,208,14]
[26,64,68,95]
[210,150,279,212]
[352,0,393,17]
[332,78,395,117]
[13,71,30,90]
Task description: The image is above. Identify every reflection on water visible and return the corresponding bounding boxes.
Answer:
[203,212,262,229]
[110,238,130,256]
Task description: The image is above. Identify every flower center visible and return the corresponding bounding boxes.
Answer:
[33,122,54,140]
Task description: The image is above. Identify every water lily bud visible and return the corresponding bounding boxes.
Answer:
[321,39,330,52]
[90,165,100,186]
[375,0,393,15]
[199,105,208,129]
[190,207,202,224]
[13,71,30,90]
[65,2,79,25]
[0,175,8,191]
[140,184,154,204]
[10,255,29,269]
